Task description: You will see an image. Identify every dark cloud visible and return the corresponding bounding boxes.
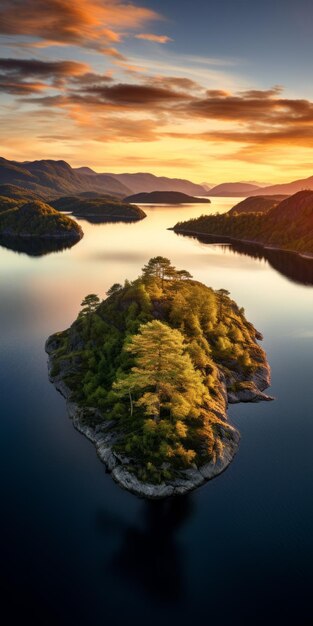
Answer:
[0,58,88,78]
[78,82,190,106]
[0,57,89,94]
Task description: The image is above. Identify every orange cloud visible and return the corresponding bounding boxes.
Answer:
[0,0,161,53]
[135,33,172,44]
[4,56,313,167]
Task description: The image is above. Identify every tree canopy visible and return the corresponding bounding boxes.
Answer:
[114,320,208,422]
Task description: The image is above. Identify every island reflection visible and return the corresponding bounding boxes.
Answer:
[176,233,313,286]
[74,216,141,225]
[0,235,81,257]
[98,496,193,602]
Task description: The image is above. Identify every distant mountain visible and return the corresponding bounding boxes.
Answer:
[124,191,211,204]
[0,157,130,198]
[229,195,287,215]
[201,182,213,191]
[173,190,313,255]
[249,174,313,196]
[208,182,261,196]
[208,174,313,197]
[103,172,209,196]
[74,167,97,176]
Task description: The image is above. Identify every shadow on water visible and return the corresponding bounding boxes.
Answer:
[97,496,193,603]
[0,235,81,257]
[176,232,313,285]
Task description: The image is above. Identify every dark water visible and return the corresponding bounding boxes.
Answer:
[1,198,313,625]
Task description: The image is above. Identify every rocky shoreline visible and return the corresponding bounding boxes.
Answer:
[45,334,273,499]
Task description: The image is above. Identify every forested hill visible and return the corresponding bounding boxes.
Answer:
[229,195,287,215]
[46,257,271,497]
[51,196,146,220]
[124,191,210,204]
[174,190,313,255]
[0,200,83,239]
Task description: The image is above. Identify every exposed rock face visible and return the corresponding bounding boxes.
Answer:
[45,333,272,499]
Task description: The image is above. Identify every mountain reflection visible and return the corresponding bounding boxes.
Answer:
[177,233,313,286]
[97,496,193,602]
[0,235,80,257]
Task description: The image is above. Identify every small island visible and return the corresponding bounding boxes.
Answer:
[46,257,272,499]
[173,190,313,256]
[51,195,146,221]
[0,199,83,242]
[124,191,211,204]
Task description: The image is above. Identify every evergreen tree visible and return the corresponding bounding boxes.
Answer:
[80,294,100,332]
[106,283,122,297]
[113,320,208,422]
[216,288,230,319]
[142,256,177,287]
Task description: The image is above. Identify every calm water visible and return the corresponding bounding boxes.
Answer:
[1,198,313,625]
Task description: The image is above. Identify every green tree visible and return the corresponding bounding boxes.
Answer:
[216,288,230,319]
[106,283,122,296]
[80,294,100,332]
[142,256,177,287]
[113,320,208,422]
[176,269,193,280]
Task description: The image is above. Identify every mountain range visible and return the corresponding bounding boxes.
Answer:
[2,156,313,200]
[208,174,313,197]
[74,167,208,196]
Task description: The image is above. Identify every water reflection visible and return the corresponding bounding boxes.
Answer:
[74,216,141,225]
[0,235,81,257]
[176,233,313,286]
[98,496,193,602]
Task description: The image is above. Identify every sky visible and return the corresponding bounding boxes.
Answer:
[1,0,313,183]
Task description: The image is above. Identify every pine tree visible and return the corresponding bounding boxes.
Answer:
[113,320,208,422]
[80,294,100,333]
[142,256,177,287]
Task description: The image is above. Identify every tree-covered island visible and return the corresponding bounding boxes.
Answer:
[0,199,83,241]
[51,195,146,221]
[46,257,272,498]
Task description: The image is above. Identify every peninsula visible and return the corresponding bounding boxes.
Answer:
[173,190,313,256]
[46,257,272,499]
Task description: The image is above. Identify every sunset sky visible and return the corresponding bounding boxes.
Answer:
[1,0,313,183]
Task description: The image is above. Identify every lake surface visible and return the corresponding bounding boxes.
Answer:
[1,197,313,625]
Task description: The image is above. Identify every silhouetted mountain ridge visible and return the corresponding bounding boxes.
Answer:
[0,157,130,198]
[75,167,209,196]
